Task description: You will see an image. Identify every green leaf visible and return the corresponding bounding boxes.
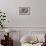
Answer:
[1,19,6,21]
[1,25,3,28]
[0,12,2,13]
[4,13,5,15]
[0,21,1,23]
[3,16,6,17]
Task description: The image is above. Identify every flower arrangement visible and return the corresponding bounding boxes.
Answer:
[0,10,6,28]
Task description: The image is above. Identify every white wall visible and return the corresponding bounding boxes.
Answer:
[0,1,46,46]
[0,0,46,27]
[32,0,46,27]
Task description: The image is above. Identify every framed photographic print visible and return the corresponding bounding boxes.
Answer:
[19,7,30,15]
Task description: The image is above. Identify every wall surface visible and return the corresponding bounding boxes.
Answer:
[0,0,46,27]
[0,0,46,46]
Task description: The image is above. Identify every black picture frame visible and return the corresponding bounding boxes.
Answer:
[19,7,30,15]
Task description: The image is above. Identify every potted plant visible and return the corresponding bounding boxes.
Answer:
[0,10,6,28]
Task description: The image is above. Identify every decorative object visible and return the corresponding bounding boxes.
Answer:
[0,10,6,28]
[5,29,10,36]
[19,7,30,15]
[5,29,10,33]
[41,34,46,46]
[1,32,13,46]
